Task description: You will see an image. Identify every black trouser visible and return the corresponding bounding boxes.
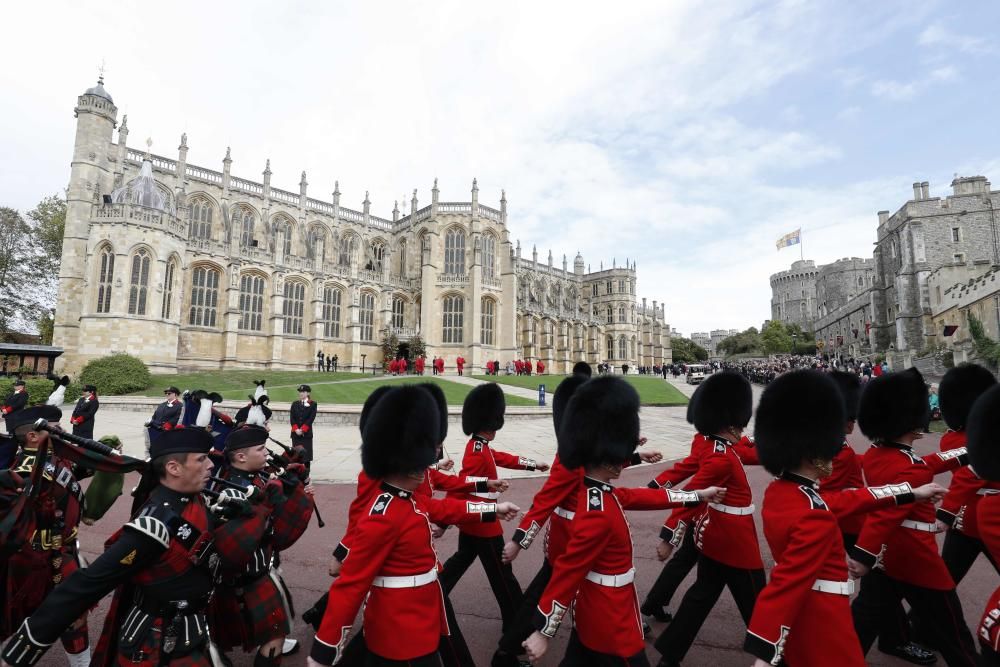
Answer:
[643,528,698,611]
[653,553,765,662]
[842,533,911,649]
[559,629,650,667]
[495,560,553,657]
[440,533,523,631]
[943,529,1000,585]
[852,569,978,667]
[982,645,1000,667]
[365,652,443,666]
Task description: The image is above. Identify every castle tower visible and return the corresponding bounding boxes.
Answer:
[53,77,119,370]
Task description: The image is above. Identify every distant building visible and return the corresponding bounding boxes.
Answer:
[769,260,818,331]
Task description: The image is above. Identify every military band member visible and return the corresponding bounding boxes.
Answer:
[962,382,1000,664]
[290,384,317,463]
[69,384,98,440]
[523,375,725,666]
[746,370,945,667]
[308,385,520,666]
[0,406,91,667]
[146,386,183,447]
[440,383,548,630]
[849,368,979,667]
[1,427,266,667]
[207,425,313,666]
[2,379,28,433]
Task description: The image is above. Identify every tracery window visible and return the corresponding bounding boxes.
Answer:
[189,266,220,327]
[127,248,151,315]
[239,274,265,331]
[96,246,114,314]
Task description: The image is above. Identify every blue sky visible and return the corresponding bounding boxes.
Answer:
[0,0,997,335]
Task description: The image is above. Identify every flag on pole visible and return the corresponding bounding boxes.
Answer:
[775,229,801,251]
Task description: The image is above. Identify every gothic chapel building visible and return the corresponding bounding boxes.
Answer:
[53,79,671,373]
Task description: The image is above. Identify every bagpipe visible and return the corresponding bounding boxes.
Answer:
[264,435,325,528]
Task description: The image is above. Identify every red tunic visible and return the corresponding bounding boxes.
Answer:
[416,357,425,374]
[850,441,968,589]
[819,442,866,535]
[535,478,702,657]
[312,484,501,664]
[746,472,916,666]
[447,435,539,538]
[512,454,583,561]
[976,495,1000,650]
[936,430,989,538]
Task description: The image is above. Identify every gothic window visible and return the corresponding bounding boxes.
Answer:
[190,199,213,240]
[239,274,266,331]
[619,279,625,293]
[322,286,343,338]
[96,246,114,314]
[280,221,293,256]
[307,228,324,260]
[618,306,626,323]
[618,336,628,360]
[189,266,220,327]
[483,234,497,279]
[481,297,495,346]
[237,208,256,248]
[606,306,613,324]
[366,241,386,272]
[283,281,306,335]
[442,294,464,343]
[127,248,151,315]
[398,239,407,276]
[444,228,466,275]
[338,235,356,267]
[606,281,612,295]
[592,284,598,297]
[359,292,376,342]
[161,259,176,319]
[607,335,615,358]
[392,297,405,329]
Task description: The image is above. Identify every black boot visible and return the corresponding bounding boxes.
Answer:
[254,647,281,667]
[877,642,937,665]
[641,601,674,623]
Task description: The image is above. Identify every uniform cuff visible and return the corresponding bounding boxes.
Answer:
[849,544,879,569]
[744,629,785,666]
[666,489,701,507]
[936,508,957,527]
[332,543,348,562]
[660,520,687,547]
[868,482,914,505]
[513,521,540,549]
[533,602,568,638]
[2,621,53,666]
[474,480,489,493]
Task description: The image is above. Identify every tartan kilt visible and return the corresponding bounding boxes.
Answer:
[271,484,313,550]
[115,614,212,667]
[213,505,269,568]
[207,572,289,651]
[4,547,80,637]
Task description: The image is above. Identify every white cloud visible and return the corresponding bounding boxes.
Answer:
[870,64,958,101]
[919,24,994,55]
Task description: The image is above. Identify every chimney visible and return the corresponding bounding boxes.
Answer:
[912,182,922,201]
[921,181,929,199]
[877,210,890,225]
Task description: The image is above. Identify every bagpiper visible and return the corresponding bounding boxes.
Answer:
[69,384,99,440]
[745,369,944,666]
[522,375,725,666]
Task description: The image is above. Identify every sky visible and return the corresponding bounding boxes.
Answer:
[1,0,998,336]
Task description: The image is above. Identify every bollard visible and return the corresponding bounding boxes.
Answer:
[538,384,546,407]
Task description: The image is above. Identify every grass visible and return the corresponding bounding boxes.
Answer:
[473,374,689,406]
[137,372,536,406]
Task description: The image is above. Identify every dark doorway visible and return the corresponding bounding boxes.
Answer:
[397,342,411,364]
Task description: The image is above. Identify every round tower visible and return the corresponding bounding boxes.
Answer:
[574,252,585,275]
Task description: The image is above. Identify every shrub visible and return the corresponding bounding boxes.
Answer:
[0,377,81,406]
[79,353,152,396]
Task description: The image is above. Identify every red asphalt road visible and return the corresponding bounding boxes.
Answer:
[39,430,998,666]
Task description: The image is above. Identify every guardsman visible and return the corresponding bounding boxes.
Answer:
[849,368,979,666]
[2,379,28,433]
[207,425,313,666]
[309,385,520,666]
[69,384,99,440]
[653,371,765,667]
[290,384,317,465]
[415,356,425,375]
[823,371,934,665]
[456,356,465,376]
[388,358,398,376]
[435,357,445,375]
[522,375,725,665]
[0,406,91,667]
[746,370,945,667]
[146,386,182,451]
[962,383,1000,663]
[0,427,261,667]
[439,383,548,630]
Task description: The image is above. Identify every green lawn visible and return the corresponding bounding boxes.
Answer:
[139,370,363,396]
[179,375,538,406]
[473,374,688,406]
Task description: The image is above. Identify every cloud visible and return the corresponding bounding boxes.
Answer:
[870,65,958,101]
[919,24,994,55]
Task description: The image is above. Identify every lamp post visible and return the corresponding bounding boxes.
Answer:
[791,333,798,355]
[361,354,367,373]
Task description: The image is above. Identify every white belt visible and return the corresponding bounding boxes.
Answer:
[372,568,438,588]
[585,567,635,587]
[978,489,1000,496]
[708,502,755,516]
[812,579,854,595]
[471,491,500,500]
[554,506,575,520]
[901,519,941,533]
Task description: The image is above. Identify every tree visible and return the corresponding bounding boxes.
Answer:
[671,337,708,363]
[718,327,762,356]
[761,320,793,355]
[28,195,65,276]
[0,207,38,340]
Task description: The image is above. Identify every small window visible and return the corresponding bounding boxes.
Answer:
[591,284,598,297]
[606,281,612,295]
[954,253,965,263]
[952,227,961,243]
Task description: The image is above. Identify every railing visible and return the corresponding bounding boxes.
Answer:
[189,238,229,255]
[412,205,432,223]
[437,273,470,284]
[357,269,382,283]
[390,326,419,338]
[126,149,177,173]
[185,165,223,184]
[308,198,336,215]
[321,262,351,279]
[91,203,188,236]
[340,207,364,223]
[438,202,472,213]
[479,204,502,221]
[230,177,264,195]
[271,188,299,205]
[482,275,503,289]
[279,255,312,270]
[239,245,273,262]
[369,215,394,231]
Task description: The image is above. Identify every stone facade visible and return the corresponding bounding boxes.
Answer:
[872,177,1000,358]
[927,262,999,354]
[769,260,818,331]
[52,80,671,374]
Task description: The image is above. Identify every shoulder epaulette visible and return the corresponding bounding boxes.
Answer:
[586,487,604,511]
[797,485,828,511]
[124,515,171,549]
[713,441,727,453]
[369,492,393,516]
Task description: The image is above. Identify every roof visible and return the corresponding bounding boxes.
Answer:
[0,344,64,356]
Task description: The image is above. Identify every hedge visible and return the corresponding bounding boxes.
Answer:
[0,377,81,407]
[78,353,152,396]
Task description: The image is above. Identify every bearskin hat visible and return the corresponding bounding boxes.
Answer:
[688,371,752,435]
[967,384,1000,481]
[857,368,928,441]
[939,363,997,431]
[754,370,845,476]
[361,385,439,478]
[359,385,394,434]
[462,383,505,435]
[558,376,640,469]
[829,371,861,422]
[8,404,62,432]
[572,361,593,378]
[419,382,449,444]
[552,374,589,435]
